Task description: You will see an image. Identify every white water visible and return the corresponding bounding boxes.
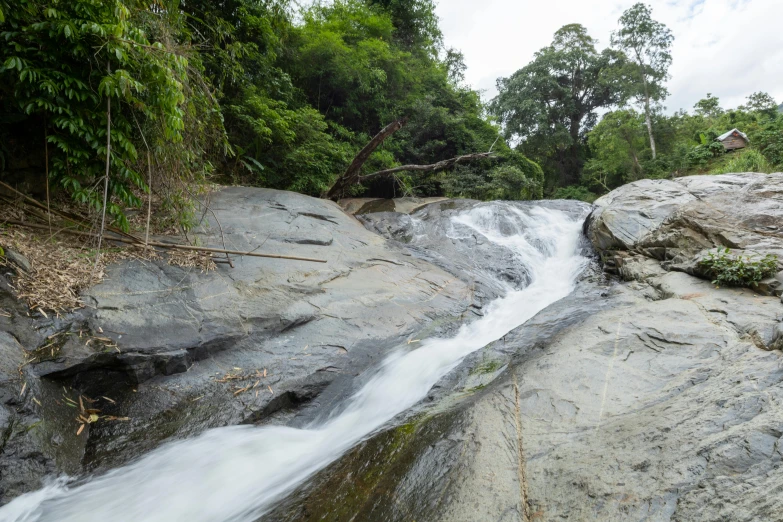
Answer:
[0,204,588,522]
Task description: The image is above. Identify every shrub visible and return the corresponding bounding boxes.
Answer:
[698,248,779,287]
[711,149,772,174]
[685,145,715,169]
[552,185,598,203]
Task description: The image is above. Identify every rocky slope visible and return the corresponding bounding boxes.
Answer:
[1,174,782,522]
[268,173,783,522]
[0,187,479,501]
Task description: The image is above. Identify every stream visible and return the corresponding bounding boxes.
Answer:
[0,203,588,522]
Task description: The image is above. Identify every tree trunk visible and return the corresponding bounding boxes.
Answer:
[326,118,407,201]
[641,77,657,160]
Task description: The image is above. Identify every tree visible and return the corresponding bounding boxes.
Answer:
[492,24,625,187]
[693,93,723,119]
[612,3,673,160]
[0,0,216,230]
[584,109,648,191]
[741,92,778,118]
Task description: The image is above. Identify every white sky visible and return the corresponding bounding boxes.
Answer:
[435,0,783,113]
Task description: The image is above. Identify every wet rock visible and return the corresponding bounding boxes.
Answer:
[360,199,593,305]
[271,177,783,522]
[0,187,478,501]
[273,266,783,522]
[338,197,450,216]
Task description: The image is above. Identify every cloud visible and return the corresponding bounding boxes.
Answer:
[436,0,783,112]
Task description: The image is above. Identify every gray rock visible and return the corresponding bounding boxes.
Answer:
[361,199,593,305]
[0,188,479,501]
[588,173,783,267]
[2,249,31,273]
[270,261,783,522]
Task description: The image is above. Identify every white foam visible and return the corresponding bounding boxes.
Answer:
[1,203,588,522]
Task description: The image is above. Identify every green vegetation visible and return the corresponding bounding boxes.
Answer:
[0,1,779,223]
[698,248,779,288]
[493,2,783,198]
[0,0,540,230]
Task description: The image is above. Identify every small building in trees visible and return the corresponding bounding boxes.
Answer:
[716,129,749,151]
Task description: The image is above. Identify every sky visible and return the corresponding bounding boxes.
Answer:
[435,0,783,113]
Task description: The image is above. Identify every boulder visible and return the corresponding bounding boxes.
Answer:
[269,257,783,522]
[587,173,783,288]
[0,187,478,501]
[360,199,593,304]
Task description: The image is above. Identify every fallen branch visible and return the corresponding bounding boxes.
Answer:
[2,220,327,264]
[359,152,495,180]
[326,118,407,201]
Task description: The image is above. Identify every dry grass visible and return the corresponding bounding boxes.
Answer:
[166,249,216,272]
[0,192,218,315]
[0,227,143,314]
[0,225,215,315]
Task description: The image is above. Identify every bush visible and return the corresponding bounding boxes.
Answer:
[685,145,715,169]
[698,248,779,287]
[552,185,598,203]
[711,149,772,174]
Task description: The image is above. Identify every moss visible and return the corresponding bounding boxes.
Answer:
[473,359,503,375]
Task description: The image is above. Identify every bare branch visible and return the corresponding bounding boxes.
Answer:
[359,152,496,180]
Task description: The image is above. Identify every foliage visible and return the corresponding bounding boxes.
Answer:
[611,2,673,158]
[710,149,772,175]
[491,24,625,188]
[698,248,779,288]
[583,109,647,189]
[442,153,543,201]
[693,93,723,119]
[0,0,543,218]
[0,0,223,230]
[552,185,598,203]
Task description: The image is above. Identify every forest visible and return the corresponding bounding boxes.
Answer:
[0,0,781,230]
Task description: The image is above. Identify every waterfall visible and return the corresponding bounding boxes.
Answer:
[0,203,588,522]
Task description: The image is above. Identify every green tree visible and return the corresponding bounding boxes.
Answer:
[492,24,625,187]
[612,3,673,160]
[693,93,723,119]
[0,0,217,230]
[741,92,779,119]
[584,109,648,191]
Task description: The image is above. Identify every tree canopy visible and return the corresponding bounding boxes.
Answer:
[0,0,541,229]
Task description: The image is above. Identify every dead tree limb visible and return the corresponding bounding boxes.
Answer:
[2,220,327,264]
[359,152,495,180]
[326,118,407,201]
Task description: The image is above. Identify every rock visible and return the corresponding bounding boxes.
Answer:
[0,187,479,501]
[757,270,783,297]
[1,249,31,273]
[588,173,783,262]
[360,199,593,305]
[267,176,783,522]
[338,197,450,215]
[270,258,783,522]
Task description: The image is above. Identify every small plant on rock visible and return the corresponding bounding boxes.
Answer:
[698,248,779,288]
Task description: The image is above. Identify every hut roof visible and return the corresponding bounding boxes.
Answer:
[717,128,749,142]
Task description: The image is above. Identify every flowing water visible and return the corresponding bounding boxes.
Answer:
[0,203,588,522]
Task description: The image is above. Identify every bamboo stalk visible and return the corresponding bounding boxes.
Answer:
[95,61,112,269]
[1,220,327,263]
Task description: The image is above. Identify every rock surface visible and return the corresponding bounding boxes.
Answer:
[360,199,592,305]
[587,173,783,293]
[2,174,783,521]
[268,174,783,522]
[0,187,477,501]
